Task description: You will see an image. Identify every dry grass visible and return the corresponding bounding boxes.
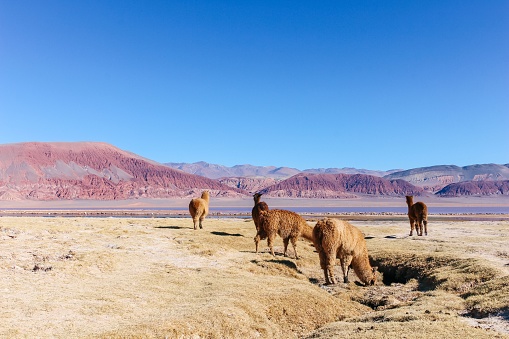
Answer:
[0,216,508,338]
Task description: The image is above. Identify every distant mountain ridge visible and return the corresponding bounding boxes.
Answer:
[384,164,509,192]
[165,161,399,179]
[165,162,300,179]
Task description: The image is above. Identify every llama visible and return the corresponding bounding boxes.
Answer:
[188,191,210,230]
[405,195,428,236]
[312,218,377,286]
[251,192,269,233]
[255,209,314,259]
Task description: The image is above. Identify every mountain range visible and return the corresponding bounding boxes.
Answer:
[166,161,509,197]
[0,142,507,201]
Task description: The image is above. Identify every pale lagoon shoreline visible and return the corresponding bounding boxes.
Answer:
[1,195,509,220]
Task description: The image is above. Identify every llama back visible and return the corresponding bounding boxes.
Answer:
[271,209,306,239]
[337,219,367,257]
[313,218,341,255]
[189,198,208,215]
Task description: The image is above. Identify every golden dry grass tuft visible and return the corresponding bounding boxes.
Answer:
[0,216,508,338]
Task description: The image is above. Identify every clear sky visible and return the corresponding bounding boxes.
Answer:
[1,1,508,171]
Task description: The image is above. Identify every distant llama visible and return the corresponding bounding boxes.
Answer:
[255,209,314,259]
[251,192,269,233]
[405,195,428,236]
[188,191,210,230]
[313,218,377,286]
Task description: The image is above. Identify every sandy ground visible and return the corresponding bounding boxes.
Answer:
[0,215,508,338]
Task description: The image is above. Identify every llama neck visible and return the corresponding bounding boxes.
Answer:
[300,223,314,242]
[352,254,374,285]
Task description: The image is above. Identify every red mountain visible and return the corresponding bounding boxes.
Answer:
[259,173,424,198]
[0,142,244,201]
[435,180,509,196]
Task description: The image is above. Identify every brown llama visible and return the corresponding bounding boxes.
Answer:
[188,191,210,230]
[313,218,377,286]
[255,209,314,259]
[406,195,428,236]
[251,192,269,233]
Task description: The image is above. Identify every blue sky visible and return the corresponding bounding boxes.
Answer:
[1,1,508,171]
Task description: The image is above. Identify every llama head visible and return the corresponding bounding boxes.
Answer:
[405,195,414,206]
[201,191,210,199]
[253,192,263,204]
[368,266,378,286]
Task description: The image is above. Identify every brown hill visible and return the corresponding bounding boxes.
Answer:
[435,180,509,197]
[0,142,244,201]
[259,173,424,198]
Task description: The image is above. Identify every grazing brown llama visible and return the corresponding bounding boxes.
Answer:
[251,192,269,233]
[312,218,377,286]
[188,191,210,230]
[406,195,428,236]
[255,209,314,259]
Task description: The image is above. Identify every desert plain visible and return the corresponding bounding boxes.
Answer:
[1,196,509,338]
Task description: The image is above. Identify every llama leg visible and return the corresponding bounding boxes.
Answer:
[418,220,423,236]
[290,236,298,260]
[326,250,337,284]
[423,219,428,236]
[193,218,198,230]
[409,219,415,236]
[267,233,276,256]
[254,234,260,253]
[318,251,332,284]
[199,216,204,229]
[283,238,290,257]
[341,256,353,283]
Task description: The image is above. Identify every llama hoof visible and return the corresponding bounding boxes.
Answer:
[343,277,349,283]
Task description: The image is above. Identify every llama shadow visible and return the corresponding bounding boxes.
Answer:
[267,259,298,270]
[251,258,298,271]
[308,277,320,284]
[384,235,398,239]
[211,231,244,237]
[364,236,376,239]
[155,226,188,230]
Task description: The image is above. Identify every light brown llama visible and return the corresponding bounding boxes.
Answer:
[251,192,269,233]
[188,191,210,230]
[406,195,428,236]
[255,209,314,259]
[312,218,377,286]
